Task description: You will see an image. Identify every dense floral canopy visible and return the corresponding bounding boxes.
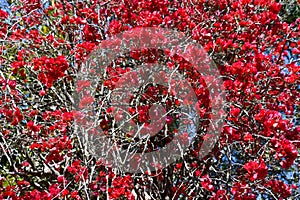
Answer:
[0,0,299,199]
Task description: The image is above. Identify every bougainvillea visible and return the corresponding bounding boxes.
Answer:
[0,0,299,199]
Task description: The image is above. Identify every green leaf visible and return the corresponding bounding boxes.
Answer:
[41,25,50,35]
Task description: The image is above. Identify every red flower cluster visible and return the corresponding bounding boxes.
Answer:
[108,175,134,200]
[201,174,214,192]
[265,180,297,199]
[244,158,268,181]
[33,55,69,88]
[271,138,298,169]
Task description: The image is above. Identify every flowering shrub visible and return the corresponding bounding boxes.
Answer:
[0,0,299,199]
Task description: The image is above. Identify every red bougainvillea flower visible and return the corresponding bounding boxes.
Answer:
[244,158,268,181]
